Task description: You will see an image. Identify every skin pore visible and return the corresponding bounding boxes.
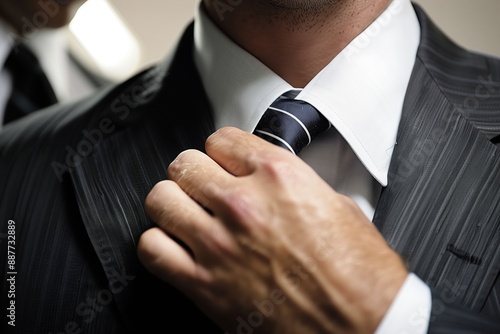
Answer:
[202,0,392,87]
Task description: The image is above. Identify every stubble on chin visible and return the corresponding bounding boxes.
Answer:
[252,0,344,31]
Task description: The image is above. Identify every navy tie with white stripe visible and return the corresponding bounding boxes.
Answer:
[253,91,331,154]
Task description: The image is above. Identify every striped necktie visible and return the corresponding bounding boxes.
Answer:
[253,90,331,154]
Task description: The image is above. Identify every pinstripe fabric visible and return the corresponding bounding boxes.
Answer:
[0,3,500,333]
[0,24,222,333]
[373,5,500,331]
[427,290,500,334]
[374,58,500,331]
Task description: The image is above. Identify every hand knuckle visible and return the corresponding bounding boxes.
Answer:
[260,157,293,182]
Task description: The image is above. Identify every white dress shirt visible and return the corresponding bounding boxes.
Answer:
[191,0,432,332]
[0,21,100,129]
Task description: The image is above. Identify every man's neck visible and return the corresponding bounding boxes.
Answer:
[202,0,392,87]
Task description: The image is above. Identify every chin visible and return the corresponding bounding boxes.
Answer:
[36,0,85,27]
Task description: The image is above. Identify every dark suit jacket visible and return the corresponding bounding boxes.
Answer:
[1,4,500,333]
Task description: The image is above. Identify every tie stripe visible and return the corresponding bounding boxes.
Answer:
[253,91,331,154]
[268,106,312,144]
[254,129,296,153]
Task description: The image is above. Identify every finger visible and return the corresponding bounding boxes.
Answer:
[167,149,234,209]
[137,228,199,292]
[205,126,288,176]
[145,179,214,251]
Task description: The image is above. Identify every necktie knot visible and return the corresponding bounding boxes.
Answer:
[253,91,331,154]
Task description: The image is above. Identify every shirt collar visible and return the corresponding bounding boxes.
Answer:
[194,0,420,186]
[0,20,70,101]
[24,28,71,101]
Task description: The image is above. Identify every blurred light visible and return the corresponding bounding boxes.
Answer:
[69,0,141,82]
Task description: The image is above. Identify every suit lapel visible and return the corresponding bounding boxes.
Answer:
[374,7,500,311]
[68,6,500,318]
[68,23,216,322]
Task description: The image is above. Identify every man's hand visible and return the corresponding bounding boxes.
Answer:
[137,126,408,334]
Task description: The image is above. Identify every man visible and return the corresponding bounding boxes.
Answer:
[137,1,500,332]
[0,0,108,128]
[0,0,499,333]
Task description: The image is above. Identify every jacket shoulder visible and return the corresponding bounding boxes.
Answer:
[413,3,500,139]
[0,63,166,164]
[414,3,500,96]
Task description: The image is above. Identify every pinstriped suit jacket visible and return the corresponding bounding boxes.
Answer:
[1,4,499,333]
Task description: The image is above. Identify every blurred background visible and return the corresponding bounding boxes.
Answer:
[68,0,500,83]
